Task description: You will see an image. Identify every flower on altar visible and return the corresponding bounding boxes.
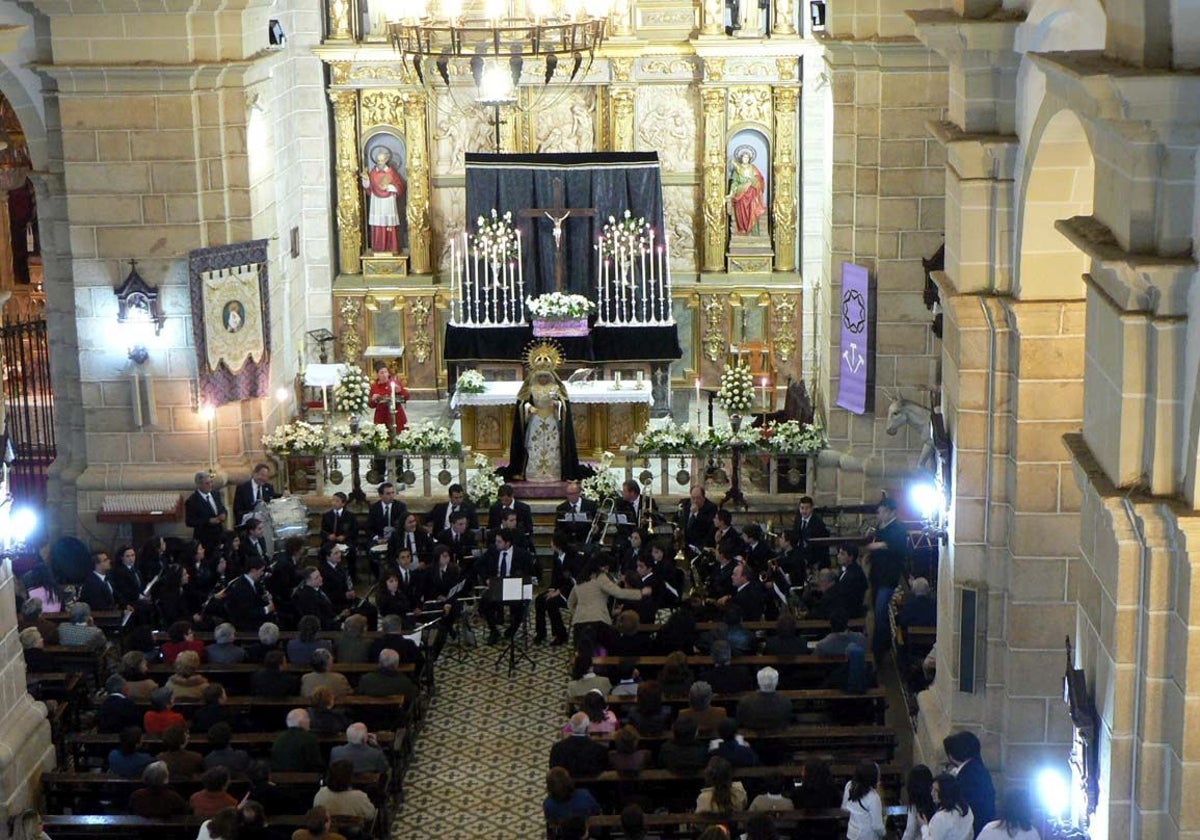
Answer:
[455,369,487,394]
[326,422,392,454]
[760,419,827,454]
[599,209,650,260]
[466,451,504,504]
[580,451,620,500]
[526,293,595,319]
[394,421,462,454]
[473,209,519,263]
[634,420,699,455]
[702,422,763,452]
[334,365,371,414]
[716,360,754,415]
[263,420,326,455]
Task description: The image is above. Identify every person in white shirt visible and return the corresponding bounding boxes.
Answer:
[923,773,974,840]
[976,788,1041,840]
[842,760,886,839]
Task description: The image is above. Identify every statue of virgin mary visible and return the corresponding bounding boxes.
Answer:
[503,341,592,482]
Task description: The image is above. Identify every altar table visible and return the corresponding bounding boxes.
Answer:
[451,381,652,459]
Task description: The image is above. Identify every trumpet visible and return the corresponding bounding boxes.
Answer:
[585,497,617,545]
[640,489,655,535]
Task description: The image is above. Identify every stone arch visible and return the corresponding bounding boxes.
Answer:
[1013,105,1095,300]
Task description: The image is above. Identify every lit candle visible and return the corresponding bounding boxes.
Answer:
[636,369,644,387]
[390,380,397,412]
[322,386,329,412]
[695,377,701,405]
[516,230,524,323]
[761,377,769,410]
[450,236,459,323]
[596,236,604,324]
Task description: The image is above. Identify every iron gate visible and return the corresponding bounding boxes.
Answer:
[2,316,54,505]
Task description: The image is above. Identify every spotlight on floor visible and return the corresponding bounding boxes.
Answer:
[1036,766,1070,820]
[7,506,39,547]
[908,481,943,521]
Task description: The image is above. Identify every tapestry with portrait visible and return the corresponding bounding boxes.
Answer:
[189,239,271,406]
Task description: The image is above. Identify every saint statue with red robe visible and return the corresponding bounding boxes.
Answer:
[361,146,405,254]
[727,147,767,237]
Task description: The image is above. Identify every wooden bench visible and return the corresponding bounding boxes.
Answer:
[129,693,414,732]
[588,723,897,764]
[637,618,865,635]
[42,814,364,840]
[568,686,888,725]
[143,662,413,694]
[566,808,850,840]
[40,646,110,684]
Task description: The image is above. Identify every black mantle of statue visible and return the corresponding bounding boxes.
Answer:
[443,324,682,364]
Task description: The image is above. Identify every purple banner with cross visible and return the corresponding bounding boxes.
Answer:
[836,262,872,414]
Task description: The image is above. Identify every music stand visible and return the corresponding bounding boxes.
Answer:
[491,575,535,677]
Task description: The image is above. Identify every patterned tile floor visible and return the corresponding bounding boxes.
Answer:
[392,617,569,839]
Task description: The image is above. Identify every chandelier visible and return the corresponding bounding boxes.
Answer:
[385,0,611,110]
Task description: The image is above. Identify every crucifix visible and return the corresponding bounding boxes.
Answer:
[518,176,596,292]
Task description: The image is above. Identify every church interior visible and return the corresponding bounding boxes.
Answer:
[0,0,1191,835]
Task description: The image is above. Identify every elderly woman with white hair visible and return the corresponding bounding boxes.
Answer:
[245,621,281,663]
[330,722,390,774]
[206,622,247,665]
[128,761,188,817]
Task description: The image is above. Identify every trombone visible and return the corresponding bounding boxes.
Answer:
[640,489,656,535]
[585,497,617,545]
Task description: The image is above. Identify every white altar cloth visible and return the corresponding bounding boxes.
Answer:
[451,380,654,409]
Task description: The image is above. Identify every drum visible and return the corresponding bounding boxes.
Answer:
[268,497,308,540]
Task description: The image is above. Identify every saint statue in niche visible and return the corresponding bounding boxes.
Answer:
[727,146,767,237]
[361,145,406,254]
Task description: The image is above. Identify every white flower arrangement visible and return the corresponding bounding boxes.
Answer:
[599,209,649,258]
[580,451,620,500]
[335,365,371,414]
[394,421,462,454]
[717,360,754,414]
[466,451,504,504]
[761,419,827,453]
[526,292,595,319]
[635,420,699,454]
[473,209,518,262]
[702,422,763,452]
[326,422,393,454]
[455,369,487,394]
[263,420,326,455]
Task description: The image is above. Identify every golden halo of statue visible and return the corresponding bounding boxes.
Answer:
[523,339,565,372]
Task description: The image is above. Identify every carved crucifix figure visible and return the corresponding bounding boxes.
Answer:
[518,176,596,292]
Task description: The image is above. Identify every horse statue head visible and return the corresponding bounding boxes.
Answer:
[883,391,932,437]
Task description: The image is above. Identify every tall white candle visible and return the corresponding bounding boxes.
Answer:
[516,230,524,323]
[450,236,459,323]
[648,228,657,323]
[640,245,649,324]
[761,377,768,410]
[390,380,397,412]
[664,232,673,322]
[596,236,604,324]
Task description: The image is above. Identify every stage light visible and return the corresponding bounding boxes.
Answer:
[1036,767,1070,819]
[9,507,38,546]
[909,481,942,520]
[275,387,291,404]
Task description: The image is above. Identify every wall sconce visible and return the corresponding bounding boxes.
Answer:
[114,259,164,365]
[809,0,826,29]
[268,19,286,47]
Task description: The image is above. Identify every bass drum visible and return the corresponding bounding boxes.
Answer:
[49,536,92,585]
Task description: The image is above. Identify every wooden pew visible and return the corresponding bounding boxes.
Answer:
[143,662,413,695]
[567,809,850,840]
[128,693,413,732]
[40,645,109,685]
[568,686,888,725]
[42,814,363,840]
[636,618,865,635]
[587,723,898,764]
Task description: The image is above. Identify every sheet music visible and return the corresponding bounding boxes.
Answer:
[501,577,524,601]
[559,513,590,523]
[141,573,160,598]
[447,578,467,598]
[522,582,534,600]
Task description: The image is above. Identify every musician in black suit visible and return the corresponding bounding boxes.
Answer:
[791,495,831,569]
[366,483,408,547]
[614,480,658,547]
[240,516,271,568]
[720,561,766,622]
[631,555,671,624]
[487,485,534,538]
[185,472,227,552]
[677,485,718,553]
[233,463,277,528]
[436,512,478,570]
[479,527,534,644]
[705,543,738,602]
[426,484,479,534]
[712,509,746,560]
[391,548,426,606]
[319,542,356,613]
[80,551,119,611]
[828,543,869,618]
[110,545,149,609]
[267,537,304,608]
[223,556,275,631]
[497,508,536,554]
[292,566,337,630]
[390,512,435,564]
[534,531,582,645]
[320,492,359,563]
[741,524,773,574]
[554,482,597,546]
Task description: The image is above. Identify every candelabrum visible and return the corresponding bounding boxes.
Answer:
[595,229,674,327]
[450,231,527,327]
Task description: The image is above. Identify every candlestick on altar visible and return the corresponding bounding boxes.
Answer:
[322,386,329,413]
[516,231,525,323]
[640,246,648,324]
[694,378,702,430]
[596,236,604,324]
[664,232,673,322]
[390,381,397,412]
[761,378,769,410]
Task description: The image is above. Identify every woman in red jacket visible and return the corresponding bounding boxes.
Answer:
[368,365,409,432]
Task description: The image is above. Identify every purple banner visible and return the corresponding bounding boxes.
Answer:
[836,262,872,414]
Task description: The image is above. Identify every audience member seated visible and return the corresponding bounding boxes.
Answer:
[272,709,324,772]
[144,686,187,735]
[815,609,869,657]
[735,667,793,732]
[745,812,781,840]
[763,612,809,656]
[608,725,651,773]
[237,800,284,840]
[566,650,611,698]
[679,681,727,738]
[698,605,755,657]
[898,577,937,630]
[565,690,617,735]
[699,640,754,695]
[157,723,205,778]
[548,712,609,778]
[196,806,239,840]
[18,597,58,645]
[206,623,248,665]
[606,611,645,658]
[288,616,333,667]
[749,771,794,811]
[655,598,699,655]
[356,648,418,698]
[162,621,207,665]
[334,615,373,664]
[794,757,843,810]
[58,602,105,648]
[695,756,747,814]
[129,760,189,817]
[253,650,301,698]
[108,725,155,778]
[301,649,353,700]
[801,568,840,621]
[167,650,210,702]
[191,766,239,818]
[247,760,304,818]
[20,628,53,672]
[330,723,390,775]
[120,651,160,701]
[610,662,640,697]
[543,766,602,823]
[977,788,1039,840]
[313,759,377,822]
[658,717,708,775]
[619,804,650,840]
[368,614,421,666]
[659,650,696,699]
[205,722,252,773]
[841,760,886,840]
[291,806,346,840]
[98,673,142,733]
[708,718,758,768]
[308,685,351,735]
[245,623,282,664]
[193,684,241,733]
[625,680,672,737]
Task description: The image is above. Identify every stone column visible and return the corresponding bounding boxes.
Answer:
[700,85,727,273]
[331,89,363,276]
[403,91,432,275]
[771,87,798,272]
